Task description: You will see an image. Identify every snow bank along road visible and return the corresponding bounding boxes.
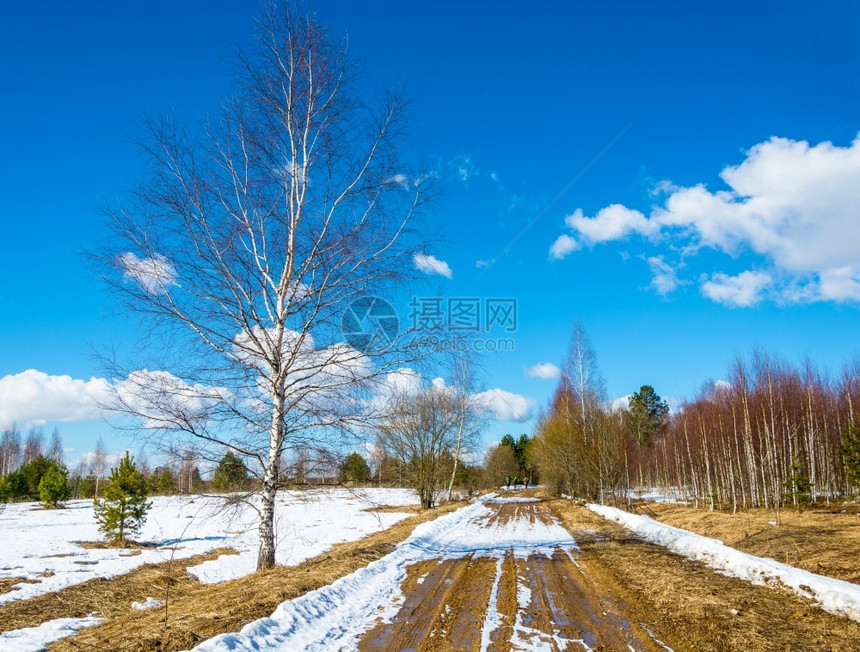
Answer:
[195,493,670,651]
[590,503,860,623]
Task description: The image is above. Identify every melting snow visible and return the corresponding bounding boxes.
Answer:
[0,488,418,606]
[589,503,860,623]
[192,496,579,651]
[0,614,102,651]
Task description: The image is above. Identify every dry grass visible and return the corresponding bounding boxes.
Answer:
[363,504,422,514]
[0,548,239,634]
[0,577,39,596]
[548,499,860,651]
[50,502,464,651]
[78,540,159,551]
[635,502,860,584]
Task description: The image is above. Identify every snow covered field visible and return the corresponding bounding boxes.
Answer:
[589,503,860,623]
[0,488,418,606]
[193,496,580,651]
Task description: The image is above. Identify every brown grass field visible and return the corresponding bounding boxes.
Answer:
[546,498,860,651]
[631,500,860,584]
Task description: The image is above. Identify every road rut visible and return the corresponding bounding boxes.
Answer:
[359,499,666,651]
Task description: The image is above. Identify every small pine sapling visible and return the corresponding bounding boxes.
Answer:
[840,424,860,493]
[94,452,151,543]
[38,463,72,508]
[783,458,813,512]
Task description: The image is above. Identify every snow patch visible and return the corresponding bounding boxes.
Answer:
[0,488,418,606]
[0,615,102,651]
[481,492,540,504]
[131,596,164,610]
[479,557,504,652]
[589,503,860,623]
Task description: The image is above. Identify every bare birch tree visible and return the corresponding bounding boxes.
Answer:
[378,385,461,509]
[533,321,626,503]
[99,3,433,570]
[23,428,44,465]
[0,426,22,476]
[445,357,485,500]
[91,436,108,498]
[49,428,64,463]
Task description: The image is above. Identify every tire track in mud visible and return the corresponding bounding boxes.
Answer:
[359,555,497,651]
[358,499,664,651]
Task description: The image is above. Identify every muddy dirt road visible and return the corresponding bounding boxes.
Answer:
[358,499,668,651]
[189,492,860,651]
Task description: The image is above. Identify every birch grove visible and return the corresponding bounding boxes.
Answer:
[533,324,859,510]
[632,353,860,510]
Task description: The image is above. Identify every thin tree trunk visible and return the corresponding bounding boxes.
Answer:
[258,387,285,571]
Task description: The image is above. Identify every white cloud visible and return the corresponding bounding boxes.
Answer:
[0,370,112,427]
[565,205,657,244]
[366,367,423,414]
[113,369,229,428]
[118,252,177,294]
[274,157,307,187]
[368,367,536,423]
[413,253,453,279]
[451,155,478,182]
[524,362,561,380]
[472,389,537,422]
[647,256,681,295]
[475,259,492,269]
[816,266,860,302]
[701,271,772,307]
[385,173,410,187]
[445,155,500,186]
[0,368,232,431]
[550,134,860,305]
[232,326,373,410]
[549,234,579,260]
[610,395,632,412]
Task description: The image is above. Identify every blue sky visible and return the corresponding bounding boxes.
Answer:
[1,1,858,466]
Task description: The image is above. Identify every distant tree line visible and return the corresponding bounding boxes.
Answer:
[527,322,860,511]
[632,353,860,511]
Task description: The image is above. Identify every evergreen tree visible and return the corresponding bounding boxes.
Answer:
[0,470,26,502]
[783,458,813,511]
[375,455,403,486]
[626,385,670,446]
[840,424,860,489]
[95,453,151,543]
[1,455,66,502]
[21,455,56,499]
[146,467,177,495]
[211,451,251,492]
[39,463,71,508]
[78,472,97,499]
[339,452,371,484]
[499,434,532,480]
